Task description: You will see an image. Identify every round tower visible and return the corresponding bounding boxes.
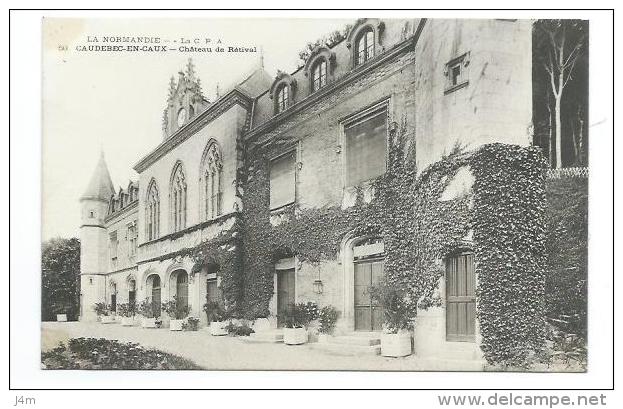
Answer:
[79,152,115,321]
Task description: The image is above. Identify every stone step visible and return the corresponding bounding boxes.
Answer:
[242,330,284,343]
[308,342,381,357]
[322,334,381,346]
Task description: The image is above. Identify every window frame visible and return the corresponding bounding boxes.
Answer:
[311,59,328,92]
[444,52,470,95]
[268,148,298,211]
[355,28,375,66]
[276,84,289,114]
[340,101,390,188]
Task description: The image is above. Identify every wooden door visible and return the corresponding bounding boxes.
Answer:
[176,271,189,310]
[277,269,295,327]
[446,252,476,342]
[151,276,161,317]
[354,259,384,331]
[206,278,220,303]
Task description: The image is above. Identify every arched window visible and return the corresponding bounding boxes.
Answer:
[145,179,160,241]
[200,142,223,221]
[276,85,289,113]
[311,59,327,92]
[170,162,187,232]
[355,28,375,66]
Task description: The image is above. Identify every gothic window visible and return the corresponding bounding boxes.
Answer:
[201,142,223,221]
[276,84,289,113]
[311,59,327,92]
[355,28,375,66]
[344,106,388,186]
[145,179,160,241]
[127,221,138,258]
[109,231,118,270]
[269,150,296,210]
[170,162,187,232]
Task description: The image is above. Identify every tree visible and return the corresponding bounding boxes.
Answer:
[41,237,81,321]
[534,20,587,169]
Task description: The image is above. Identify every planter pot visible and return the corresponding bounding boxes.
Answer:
[283,327,308,345]
[252,318,272,333]
[141,317,157,328]
[100,315,116,324]
[169,319,185,331]
[56,314,67,322]
[121,317,135,326]
[381,331,413,357]
[210,321,228,336]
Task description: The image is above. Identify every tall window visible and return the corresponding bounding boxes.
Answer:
[269,151,296,210]
[355,28,375,66]
[276,85,289,113]
[344,108,388,186]
[127,221,137,258]
[311,60,327,92]
[145,180,160,241]
[109,231,118,270]
[170,162,187,232]
[201,143,223,220]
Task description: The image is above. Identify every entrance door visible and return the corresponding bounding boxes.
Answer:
[354,259,384,331]
[151,275,161,317]
[446,252,476,342]
[206,278,219,303]
[176,271,189,310]
[276,268,295,327]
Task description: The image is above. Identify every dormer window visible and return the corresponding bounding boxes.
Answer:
[312,60,327,92]
[356,29,374,66]
[276,85,289,113]
[346,19,385,68]
[270,72,297,116]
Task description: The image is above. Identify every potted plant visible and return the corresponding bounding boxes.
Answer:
[244,305,272,333]
[117,302,135,326]
[281,303,313,345]
[93,302,115,324]
[370,279,416,357]
[161,296,191,331]
[203,300,228,336]
[317,305,340,343]
[138,298,159,328]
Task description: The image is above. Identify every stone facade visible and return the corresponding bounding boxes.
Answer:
[79,18,532,364]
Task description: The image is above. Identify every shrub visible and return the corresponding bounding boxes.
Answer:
[369,279,416,333]
[161,297,191,320]
[203,301,226,322]
[92,302,109,317]
[41,338,201,370]
[182,317,200,331]
[137,299,159,318]
[116,303,135,318]
[224,322,255,336]
[318,305,340,334]
[280,302,318,329]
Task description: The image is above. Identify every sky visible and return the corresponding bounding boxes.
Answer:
[42,17,351,240]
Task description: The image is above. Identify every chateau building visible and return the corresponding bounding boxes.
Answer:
[79,18,533,362]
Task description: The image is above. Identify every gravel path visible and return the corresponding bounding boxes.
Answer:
[41,322,424,371]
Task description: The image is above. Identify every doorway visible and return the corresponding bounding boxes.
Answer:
[354,258,384,331]
[276,268,295,327]
[445,251,476,342]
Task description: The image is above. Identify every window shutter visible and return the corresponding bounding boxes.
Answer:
[345,110,387,186]
[269,151,296,209]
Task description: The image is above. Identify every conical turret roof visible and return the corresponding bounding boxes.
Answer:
[81,151,115,201]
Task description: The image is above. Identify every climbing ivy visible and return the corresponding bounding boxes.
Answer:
[240,119,472,319]
[470,143,548,368]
